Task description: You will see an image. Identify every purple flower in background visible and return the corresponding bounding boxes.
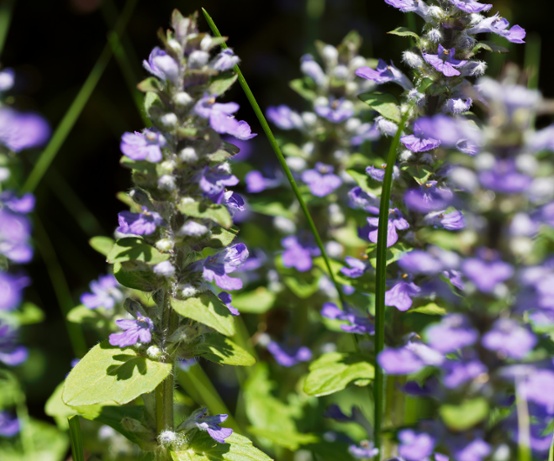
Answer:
[0,322,28,366]
[398,429,436,461]
[416,115,482,155]
[199,243,249,290]
[195,96,256,140]
[448,0,492,13]
[0,208,33,263]
[356,59,412,90]
[80,274,124,309]
[0,412,20,437]
[266,105,303,130]
[461,251,513,293]
[378,346,427,375]
[423,45,467,77]
[211,49,239,71]
[245,170,281,193]
[444,97,473,115]
[468,14,525,44]
[404,181,454,214]
[301,163,342,197]
[478,159,531,194]
[521,369,554,412]
[0,68,14,92]
[0,192,35,214]
[341,257,368,279]
[321,302,374,335]
[315,98,354,123]
[482,318,536,359]
[348,187,380,214]
[0,272,29,311]
[143,47,179,82]
[300,54,326,86]
[194,412,233,443]
[366,208,409,247]
[424,314,478,354]
[117,209,163,236]
[109,314,154,347]
[218,292,239,316]
[401,119,441,152]
[0,107,50,152]
[385,279,421,311]
[120,129,166,163]
[349,442,379,459]
[442,359,487,389]
[424,210,465,231]
[449,437,491,461]
[399,247,460,276]
[281,235,320,272]
[266,340,312,367]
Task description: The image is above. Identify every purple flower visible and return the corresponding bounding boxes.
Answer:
[321,302,374,335]
[195,96,256,140]
[314,98,354,123]
[143,47,179,82]
[0,192,35,214]
[378,346,427,375]
[404,181,454,214]
[194,412,233,444]
[449,437,491,461]
[0,322,28,366]
[0,272,29,311]
[80,274,124,309]
[211,49,239,71]
[385,279,421,311]
[348,187,380,214]
[341,257,368,279]
[301,163,342,197]
[416,115,482,155]
[399,247,460,276]
[423,45,467,77]
[383,0,429,18]
[366,208,409,247]
[200,164,239,202]
[398,429,435,461]
[444,97,473,115]
[245,170,281,193]
[356,59,412,90]
[349,441,379,459]
[478,159,531,194]
[116,209,164,236]
[521,369,554,413]
[461,251,513,293]
[266,340,312,367]
[266,105,303,130]
[423,210,465,231]
[0,107,50,152]
[300,54,326,86]
[424,314,478,354]
[0,208,33,263]
[401,119,441,152]
[200,243,249,290]
[468,14,525,44]
[109,314,154,347]
[120,129,166,163]
[448,0,492,13]
[218,292,239,316]
[0,68,14,92]
[442,359,487,389]
[0,412,20,437]
[281,235,320,272]
[482,318,536,359]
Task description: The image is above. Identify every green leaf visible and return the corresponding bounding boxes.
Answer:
[192,334,255,366]
[410,302,447,316]
[172,432,273,461]
[114,260,160,291]
[289,78,316,101]
[171,292,236,336]
[346,168,381,194]
[107,237,169,265]
[358,92,401,123]
[62,341,172,407]
[368,242,409,268]
[209,73,238,96]
[1,302,44,325]
[89,236,115,257]
[179,200,232,229]
[231,288,275,314]
[137,77,162,92]
[277,255,320,299]
[45,382,76,429]
[304,352,375,397]
[388,26,420,40]
[0,370,21,407]
[247,427,318,452]
[248,196,294,220]
[206,227,238,249]
[439,397,489,431]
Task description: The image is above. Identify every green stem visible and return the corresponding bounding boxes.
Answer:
[516,378,532,461]
[22,0,138,193]
[373,114,409,459]
[524,32,541,90]
[201,8,346,309]
[0,0,15,58]
[68,416,85,461]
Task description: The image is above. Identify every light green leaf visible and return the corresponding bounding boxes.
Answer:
[171,292,235,336]
[172,432,273,461]
[137,77,162,92]
[45,382,76,429]
[277,256,320,299]
[346,168,380,194]
[358,92,401,123]
[114,261,160,292]
[206,227,237,249]
[248,196,294,220]
[0,302,44,325]
[231,288,275,314]
[410,303,447,316]
[66,304,111,329]
[209,73,238,96]
[89,236,115,257]
[192,334,255,366]
[247,427,318,451]
[304,352,375,397]
[289,78,316,101]
[62,341,172,407]
[388,26,420,40]
[107,237,169,265]
[439,397,489,431]
[0,370,21,407]
[179,200,232,229]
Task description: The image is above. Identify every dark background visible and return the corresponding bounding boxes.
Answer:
[1,0,550,419]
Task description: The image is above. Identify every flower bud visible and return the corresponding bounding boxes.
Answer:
[160,113,178,128]
[402,51,423,69]
[156,238,174,252]
[146,345,164,360]
[179,147,198,163]
[174,91,193,107]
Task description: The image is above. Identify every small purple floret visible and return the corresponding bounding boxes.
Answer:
[109,315,154,347]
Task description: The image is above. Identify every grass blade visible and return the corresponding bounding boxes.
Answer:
[0,0,15,58]
[68,416,85,461]
[201,7,346,308]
